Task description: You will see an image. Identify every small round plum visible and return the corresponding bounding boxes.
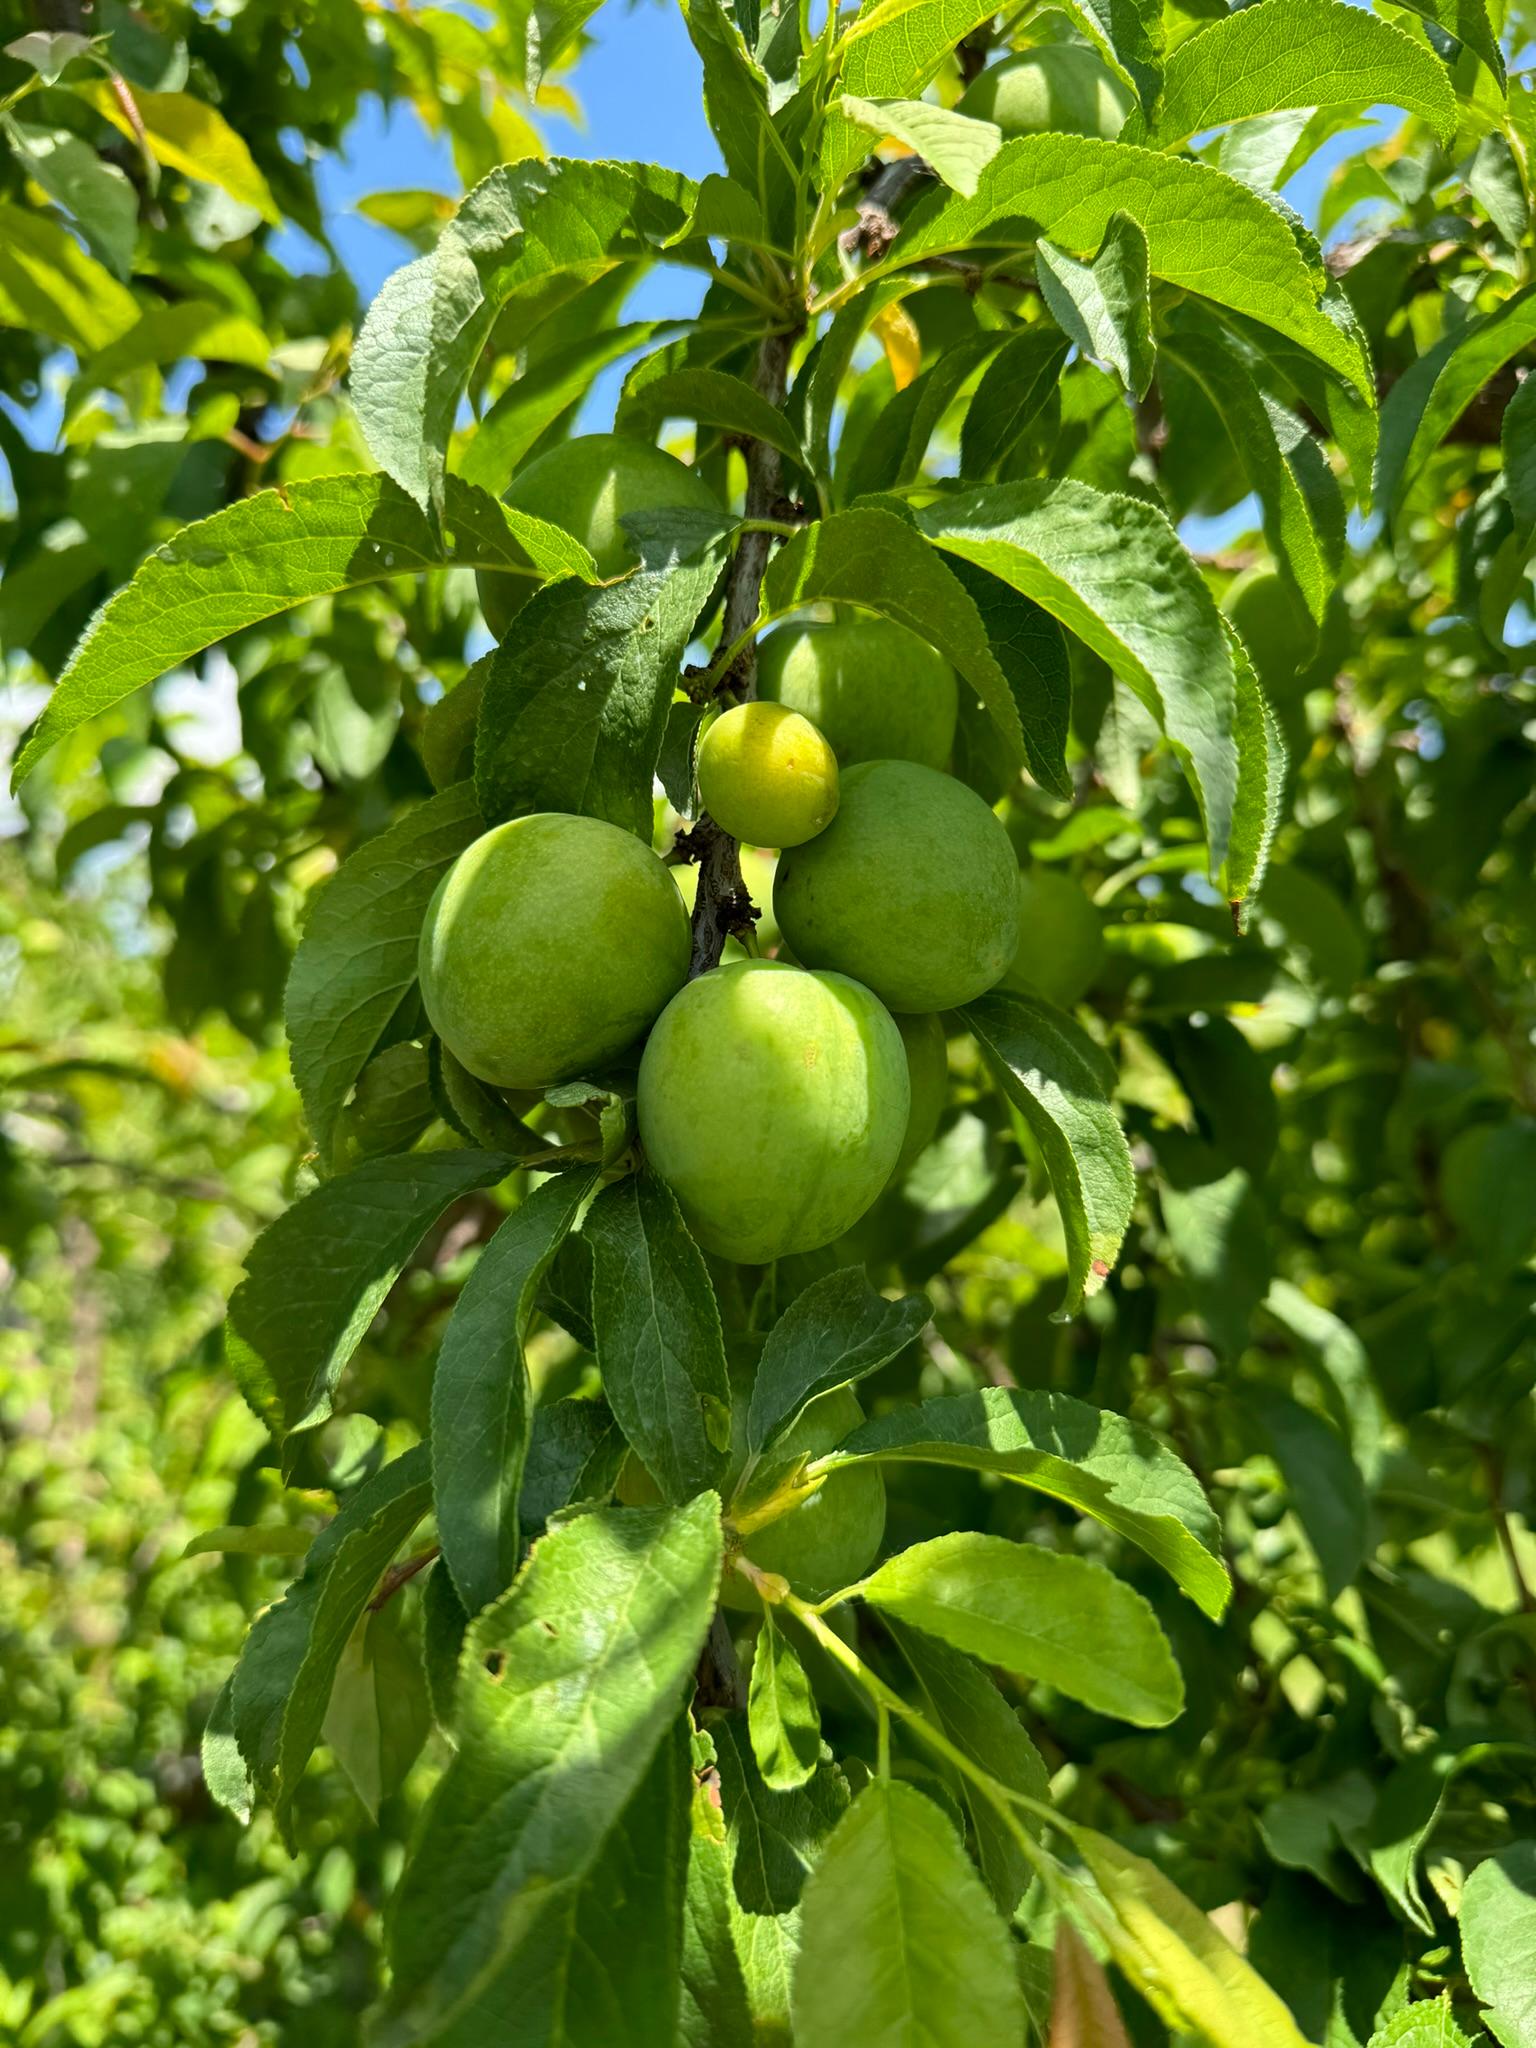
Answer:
[419,813,689,1089]
[999,867,1104,1008]
[758,612,958,770]
[637,959,909,1264]
[696,701,839,849]
[724,1385,885,1607]
[958,44,1133,140]
[475,433,720,642]
[893,1010,948,1173]
[773,761,1017,1013]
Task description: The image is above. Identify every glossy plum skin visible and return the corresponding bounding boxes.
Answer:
[696,701,840,849]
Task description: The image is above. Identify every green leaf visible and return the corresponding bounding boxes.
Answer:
[1163,327,1342,627]
[1064,1820,1313,2048]
[961,990,1137,1317]
[859,1531,1184,1724]
[433,1170,600,1618]
[1367,1997,1477,2048]
[714,1718,850,1915]
[10,473,591,788]
[1247,1388,1367,1599]
[1158,1135,1269,1356]
[420,1561,468,1734]
[618,367,810,471]
[762,508,1025,761]
[844,331,1009,499]
[585,1169,732,1502]
[748,1610,822,1791]
[1138,0,1456,149]
[1376,287,1536,518]
[1219,631,1287,917]
[921,482,1239,868]
[520,1396,627,1535]
[1038,212,1154,398]
[823,1385,1228,1618]
[5,121,138,278]
[877,135,1373,400]
[353,158,697,512]
[376,1499,719,2046]
[0,199,139,353]
[80,81,281,224]
[1385,0,1503,88]
[321,1604,430,1820]
[835,96,1001,198]
[946,558,1073,801]
[680,1781,756,2048]
[682,0,798,237]
[74,299,274,404]
[1459,1843,1536,2045]
[201,1674,252,1824]
[890,1619,1049,1913]
[791,1777,1027,2047]
[226,1150,513,1461]
[286,784,482,1159]
[183,1524,314,1560]
[746,1266,930,1455]
[3,28,93,80]
[959,327,1072,480]
[820,0,1001,196]
[475,507,729,838]
[230,1447,432,1832]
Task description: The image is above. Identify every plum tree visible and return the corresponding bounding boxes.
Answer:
[757,613,958,768]
[419,813,689,1087]
[695,701,840,848]
[774,761,1018,1012]
[1000,868,1105,1008]
[893,1011,948,1172]
[957,41,1134,139]
[636,958,909,1262]
[474,432,721,642]
[723,1386,886,1608]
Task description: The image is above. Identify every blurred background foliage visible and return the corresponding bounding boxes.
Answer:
[2,0,1535,2040]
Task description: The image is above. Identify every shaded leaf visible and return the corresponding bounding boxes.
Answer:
[746,1265,930,1455]
[1038,212,1154,398]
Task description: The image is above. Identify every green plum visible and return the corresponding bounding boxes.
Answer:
[758,611,959,769]
[696,700,840,849]
[773,760,1017,1013]
[1000,867,1105,1008]
[419,813,689,1088]
[475,432,721,642]
[637,958,909,1263]
[958,43,1134,140]
[723,1384,885,1607]
[893,1010,948,1173]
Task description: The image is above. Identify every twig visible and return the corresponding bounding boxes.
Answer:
[1482,1446,1535,1616]
[370,1545,440,1611]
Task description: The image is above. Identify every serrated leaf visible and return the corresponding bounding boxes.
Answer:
[585,1169,732,1502]
[920,482,1239,868]
[1460,1842,1536,2046]
[0,199,138,353]
[520,1397,627,1534]
[960,990,1137,1316]
[230,1446,432,1831]
[1220,631,1287,915]
[11,473,591,788]
[761,508,1025,760]
[822,1385,1228,1617]
[1038,212,1154,398]
[959,327,1072,479]
[714,1718,850,1915]
[748,1610,822,1791]
[680,1786,756,2048]
[1138,0,1456,149]
[746,1266,930,1455]
[79,80,280,223]
[820,0,1002,195]
[376,1501,719,2046]
[353,158,698,511]
[1367,1997,1477,2048]
[321,1604,431,1820]
[5,120,138,278]
[836,95,1001,197]
[226,1150,513,1460]
[871,135,1373,400]
[475,506,729,837]
[890,1620,1049,1913]
[844,331,1009,498]
[1387,0,1503,88]
[1377,287,1536,519]
[791,1778,1027,2047]
[1064,1821,1313,2048]
[433,1170,600,1618]
[286,784,482,1158]
[617,367,810,470]
[201,1674,252,1823]
[860,1532,1184,1724]
[682,0,799,238]
[946,557,1074,800]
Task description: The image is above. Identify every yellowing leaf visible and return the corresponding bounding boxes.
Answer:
[872,299,922,390]
[81,81,280,224]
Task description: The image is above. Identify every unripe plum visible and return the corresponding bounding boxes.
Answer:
[773,760,1017,1013]
[724,1385,885,1607]
[475,432,721,641]
[696,700,839,849]
[1000,867,1105,1008]
[636,958,909,1264]
[419,813,690,1088]
[758,612,958,769]
[958,44,1133,140]
[894,1010,948,1173]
